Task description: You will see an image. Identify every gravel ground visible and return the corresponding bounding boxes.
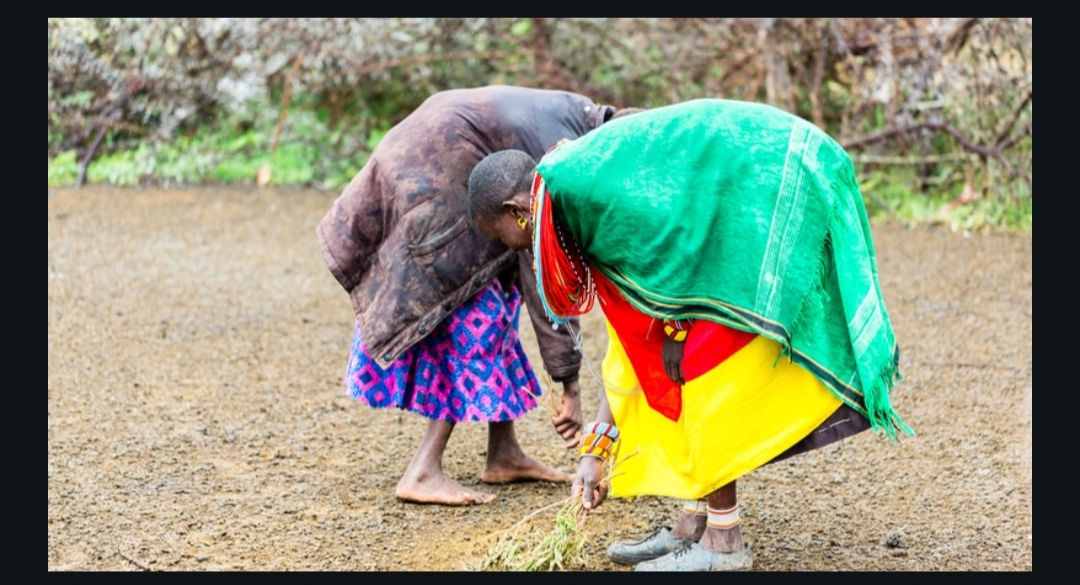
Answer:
[48,186,1032,571]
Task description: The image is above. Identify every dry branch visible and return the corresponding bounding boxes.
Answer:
[842,121,1030,184]
[76,80,140,188]
[118,549,150,571]
[269,52,306,163]
[995,88,1032,146]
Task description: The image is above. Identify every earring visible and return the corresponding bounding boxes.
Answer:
[517,217,529,230]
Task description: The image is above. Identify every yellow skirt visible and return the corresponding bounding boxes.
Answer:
[603,319,843,500]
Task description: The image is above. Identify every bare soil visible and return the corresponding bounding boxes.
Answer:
[48,186,1032,571]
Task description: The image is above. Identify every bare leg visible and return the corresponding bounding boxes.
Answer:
[480,420,573,484]
[395,419,496,505]
[699,481,745,553]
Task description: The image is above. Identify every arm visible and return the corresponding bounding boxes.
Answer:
[517,249,584,448]
[571,318,692,511]
[572,385,615,512]
[315,161,386,294]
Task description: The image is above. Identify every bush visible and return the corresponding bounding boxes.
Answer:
[48,18,1031,228]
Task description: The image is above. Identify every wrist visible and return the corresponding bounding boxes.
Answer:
[664,318,694,342]
[551,372,580,387]
[663,325,688,342]
[561,379,581,397]
[579,421,620,461]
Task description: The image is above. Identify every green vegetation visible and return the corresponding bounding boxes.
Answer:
[48,18,1031,231]
[48,101,376,190]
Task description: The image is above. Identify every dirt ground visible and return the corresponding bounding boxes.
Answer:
[47,186,1031,571]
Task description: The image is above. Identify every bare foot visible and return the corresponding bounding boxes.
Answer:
[480,454,573,484]
[395,474,497,506]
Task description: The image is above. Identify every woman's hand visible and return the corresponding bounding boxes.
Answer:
[572,455,608,513]
[553,379,583,449]
[661,336,686,385]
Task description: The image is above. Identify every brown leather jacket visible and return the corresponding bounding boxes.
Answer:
[316,85,615,376]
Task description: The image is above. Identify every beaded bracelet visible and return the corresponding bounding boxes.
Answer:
[579,421,620,461]
[663,318,695,342]
[663,325,689,342]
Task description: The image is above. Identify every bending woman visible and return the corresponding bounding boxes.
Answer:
[317,86,621,506]
[467,99,913,570]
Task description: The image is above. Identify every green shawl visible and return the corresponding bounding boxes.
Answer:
[536,99,913,440]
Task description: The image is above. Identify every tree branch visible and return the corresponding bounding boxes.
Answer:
[994,88,1032,147]
[843,122,988,156]
[842,121,1031,186]
[999,120,1032,151]
[851,153,976,165]
[76,80,140,188]
[269,51,305,165]
[338,49,532,79]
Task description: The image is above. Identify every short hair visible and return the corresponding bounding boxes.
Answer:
[468,150,537,222]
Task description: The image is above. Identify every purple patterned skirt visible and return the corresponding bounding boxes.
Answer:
[344,278,542,423]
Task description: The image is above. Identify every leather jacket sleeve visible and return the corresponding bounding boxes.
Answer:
[516,249,582,383]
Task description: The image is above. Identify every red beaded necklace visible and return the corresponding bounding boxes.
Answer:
[530,165,596,321]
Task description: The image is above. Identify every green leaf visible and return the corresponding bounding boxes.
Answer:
[366,127,389,151]
[48,151,80,186]
[61,90,96,108]
[510,19,532,37]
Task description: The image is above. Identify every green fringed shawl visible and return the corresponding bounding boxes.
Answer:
[536,99,913,440]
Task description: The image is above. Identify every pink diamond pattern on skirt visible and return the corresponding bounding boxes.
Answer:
[345,278,541,422]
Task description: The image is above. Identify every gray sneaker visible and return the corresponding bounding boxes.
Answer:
[634,542,753,572]
[607,528,692,565]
